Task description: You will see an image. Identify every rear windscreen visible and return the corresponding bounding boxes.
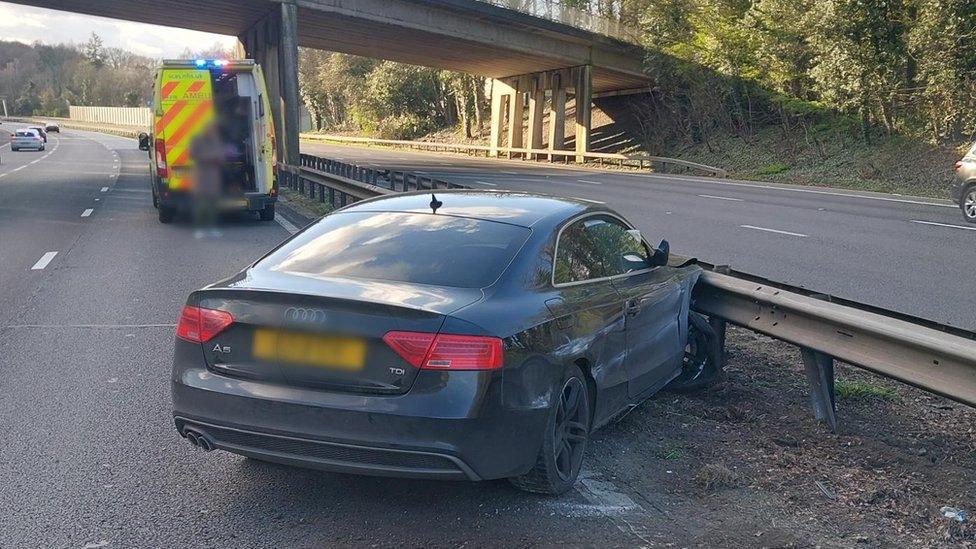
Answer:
[257,211,531,288]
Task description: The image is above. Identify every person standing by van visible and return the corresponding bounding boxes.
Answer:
[189,121,225,237]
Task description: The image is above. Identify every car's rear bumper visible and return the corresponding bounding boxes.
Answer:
[171,344,548,481]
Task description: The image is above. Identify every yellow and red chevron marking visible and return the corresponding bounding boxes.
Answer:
[154,69,214,190]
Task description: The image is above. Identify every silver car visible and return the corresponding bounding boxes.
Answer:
[11,128,45,151]
[951,142,976,223]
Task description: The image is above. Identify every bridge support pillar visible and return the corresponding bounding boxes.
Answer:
[238,0,301,168]
[489,79,514,158]
[548,86,566,160]
[574,64,592,163]
[526,85,545,158]
[506,83,525,156]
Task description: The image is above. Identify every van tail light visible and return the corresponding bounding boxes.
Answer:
[383,331,503,371]
[155,138,168,178]
[176,305,233,343]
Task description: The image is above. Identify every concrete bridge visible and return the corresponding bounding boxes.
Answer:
[12,0,649,164]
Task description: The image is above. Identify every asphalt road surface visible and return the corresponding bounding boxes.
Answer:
[302,141,974,330]
[0,130,667,548]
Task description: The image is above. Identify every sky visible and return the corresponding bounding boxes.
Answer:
[0,2,236,58]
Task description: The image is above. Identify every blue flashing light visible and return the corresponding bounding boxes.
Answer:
[194,59,206,67]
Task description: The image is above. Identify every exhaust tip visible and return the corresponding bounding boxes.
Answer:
[183,428,213,451]
[185,430,200,447]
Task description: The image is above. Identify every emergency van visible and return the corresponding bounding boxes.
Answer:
[138,59,277,223]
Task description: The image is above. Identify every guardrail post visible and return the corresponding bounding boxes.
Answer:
[328,187,335,206]
[801,348,838,433]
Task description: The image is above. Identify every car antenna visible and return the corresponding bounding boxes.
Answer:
[429,193,443,214]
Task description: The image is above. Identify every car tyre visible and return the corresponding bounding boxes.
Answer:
[158,204,175,224]
[10,147,17,152]
[666,311,722,392]
[509,365,591,495]
[260,204,275,221]
[962,184,976,224]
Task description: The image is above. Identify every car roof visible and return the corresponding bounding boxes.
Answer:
[341,190,599,227]
[16,128,38,134]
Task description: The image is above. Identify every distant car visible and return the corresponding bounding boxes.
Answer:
[171,191,719,495]
[44,122,59,133]
[27,125,47,142]
[11,129,45,151]
[952,142,976,223]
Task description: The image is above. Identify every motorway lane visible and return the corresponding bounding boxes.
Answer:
[301,141,975,329]
[0,130,664,547]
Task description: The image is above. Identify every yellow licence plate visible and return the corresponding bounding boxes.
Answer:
[252,329,366,371]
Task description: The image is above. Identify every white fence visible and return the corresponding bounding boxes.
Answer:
[69,106,151,127]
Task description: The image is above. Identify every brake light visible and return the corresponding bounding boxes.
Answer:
[155,138,168,178]
[176,305,233,343]
[383,331,503,371]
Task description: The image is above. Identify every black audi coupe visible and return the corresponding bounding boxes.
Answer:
[172,190,718,494]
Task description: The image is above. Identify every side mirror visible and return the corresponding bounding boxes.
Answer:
[651,239,670,267]
[138,132,150,151]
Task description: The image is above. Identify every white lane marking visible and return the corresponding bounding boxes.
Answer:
[500,170,519,175]
[101,187,108,192]
[578,179,603,185]
[910,219,976,232]
[31,251,58,270]
[29,159,40,164]
[699,194,743,202]
[741,224,807,237]
[275,214,299,235]
[572,196,606,204]
[474,180,497,186]
[628,172,955,209]
[81,208,94,217]
[12,166,24,172]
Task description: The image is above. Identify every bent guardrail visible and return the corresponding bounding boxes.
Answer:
[692,265,976,431]
[299,133,728,177]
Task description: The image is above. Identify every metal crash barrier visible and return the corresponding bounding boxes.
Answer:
[693,266,976,431]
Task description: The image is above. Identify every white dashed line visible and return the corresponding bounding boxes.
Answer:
[699,194,743,202]
[101,187,108,192]
[740,224,807,237]
[474,180,497,186]
[572,196,606,204]
[12,166,24,172]
[578,179,603,185]
[910,219,976,232]
[500,170,519,175]
[31,251,58,270]
[81,208,94,217]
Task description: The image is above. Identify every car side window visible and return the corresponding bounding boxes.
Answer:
[582,215,652,277]
[554,220,606,285]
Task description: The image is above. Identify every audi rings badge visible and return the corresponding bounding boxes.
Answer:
[284,307,328,324]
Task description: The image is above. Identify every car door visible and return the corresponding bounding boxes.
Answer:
[546,216,630,423]
[583,215,684,399]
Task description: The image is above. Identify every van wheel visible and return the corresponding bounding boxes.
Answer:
[158,204,175,224]
[260,204,275,221]
[509,365,591,495]
[667,311,722,392]
[962,184,976,224]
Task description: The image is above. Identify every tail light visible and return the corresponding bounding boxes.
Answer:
[955,161,963,171]
[383,331,503,371]
[155,138,168,178]
[176,305,234,343]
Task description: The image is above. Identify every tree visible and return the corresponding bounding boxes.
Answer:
[83,32,105,68]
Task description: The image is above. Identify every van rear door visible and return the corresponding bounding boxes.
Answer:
[155,69,214,191]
